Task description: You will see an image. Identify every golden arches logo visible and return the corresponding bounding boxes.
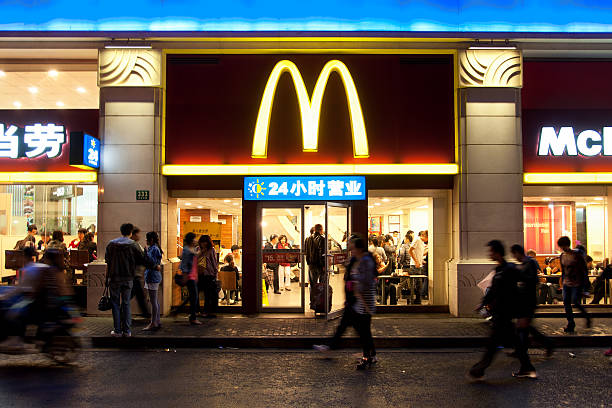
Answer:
[252,60,369,159]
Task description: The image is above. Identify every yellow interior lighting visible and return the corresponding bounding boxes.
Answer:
[0,172,97,183]
[252,59,369,159]
[524,172,612,184]
[162,163,458,176]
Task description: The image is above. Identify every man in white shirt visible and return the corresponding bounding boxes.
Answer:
[409,231,429,304]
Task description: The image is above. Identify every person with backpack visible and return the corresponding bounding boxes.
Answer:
[143,232,163,331]
[314,233,377,369]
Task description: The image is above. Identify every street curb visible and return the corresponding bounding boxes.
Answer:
[87,335,612,349]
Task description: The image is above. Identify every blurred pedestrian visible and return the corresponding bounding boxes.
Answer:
[557,236,591,333]
[314,233,377,370]
[468,240,533,380]
[511,244,553,365]
[143,232,163,331]
[179,232,200,325]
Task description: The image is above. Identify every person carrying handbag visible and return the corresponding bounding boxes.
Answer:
[178,232,201,325]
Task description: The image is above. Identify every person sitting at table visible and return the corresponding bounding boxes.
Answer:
[591,259,612,304]
[544,257,563,304]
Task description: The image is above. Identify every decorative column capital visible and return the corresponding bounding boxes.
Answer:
[98,49,162,87]
[458,49,522,88]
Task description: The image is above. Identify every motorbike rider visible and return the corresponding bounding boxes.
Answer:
[0,247,72,353]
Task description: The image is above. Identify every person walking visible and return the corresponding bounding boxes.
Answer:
[511,244,554,364]
[305,224,326,308]
[276,235,292,291]
[468,240,534,380]
[130,227,151,318]
[197,235,219,318]
[105,223,156,337]
[557,236,591,333]
[143,232,163,331]
[314,233,377,369]
[179,232,200,325]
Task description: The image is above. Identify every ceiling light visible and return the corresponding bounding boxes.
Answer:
[594,197,604,201]
[197,206,203,209]
[417,205,429,209]
[13,101,21,108]
[232,202,239,205]
[223,199,231,203]
[184,202,192,206]
[0,70,5,77]
[368,205,374,208]
[56,101,65,107]
[76,86,86,93]
[374,202,381,206]
[576,203,588,206]
[48,69,58,78]
[542,197,551,201]
[28,86,38,94]
[382,198,390,202]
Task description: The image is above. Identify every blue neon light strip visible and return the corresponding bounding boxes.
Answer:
[3,1,612,33]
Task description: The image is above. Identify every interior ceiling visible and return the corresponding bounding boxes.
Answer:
[177,198,242,216]
[524,196,606,206]
[0,70,98,109]
[368,197,429,215]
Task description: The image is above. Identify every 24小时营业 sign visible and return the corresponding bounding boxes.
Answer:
[244,176,366,201]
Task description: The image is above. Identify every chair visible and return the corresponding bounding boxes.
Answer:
[218,270,237,303]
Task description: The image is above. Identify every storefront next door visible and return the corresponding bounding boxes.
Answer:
[258,201,350,318]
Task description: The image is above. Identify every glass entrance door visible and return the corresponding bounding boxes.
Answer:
[259,202,350,316]
[326,202,350,319]
[261,205,303,311]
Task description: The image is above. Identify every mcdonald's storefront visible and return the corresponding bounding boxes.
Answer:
[161,53,458,315]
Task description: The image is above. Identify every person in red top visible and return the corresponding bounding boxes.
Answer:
[68,228,87,250]
[276,235,292,291]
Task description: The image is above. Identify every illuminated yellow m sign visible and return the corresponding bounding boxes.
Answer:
[252,60,369,159]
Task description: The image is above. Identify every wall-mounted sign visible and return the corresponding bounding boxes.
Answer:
[244,176,365,201]
[0,123,66,159]
[538,127,612,157]
[136,190,150,201]
[69,131,100,169]
[189,216,202,222]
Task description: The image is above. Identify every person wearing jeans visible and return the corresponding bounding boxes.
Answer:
[109,281,133,335]
[557,236,591,333]
[105,223,157,338]
[179,232,200,325]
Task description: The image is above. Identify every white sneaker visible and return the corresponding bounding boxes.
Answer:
[313,344,330,352]
[110,330,122,338]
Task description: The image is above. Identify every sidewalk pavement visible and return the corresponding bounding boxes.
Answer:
[80,314,612,349]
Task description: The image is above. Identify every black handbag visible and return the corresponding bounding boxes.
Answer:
[174,272,189,287]
[98,283,112,311]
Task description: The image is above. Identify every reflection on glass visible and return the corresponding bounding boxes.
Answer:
[262,207,302,308]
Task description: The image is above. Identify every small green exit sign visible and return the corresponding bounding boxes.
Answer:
[136,190,150,201]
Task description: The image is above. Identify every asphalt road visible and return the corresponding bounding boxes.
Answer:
[0,348,610,408]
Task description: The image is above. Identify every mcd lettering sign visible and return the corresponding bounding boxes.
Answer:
[164,54,456,175]
[538,127,612,157]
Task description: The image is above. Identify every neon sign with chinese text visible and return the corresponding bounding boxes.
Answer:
[0,123,66,159]
[244,176,366,201]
